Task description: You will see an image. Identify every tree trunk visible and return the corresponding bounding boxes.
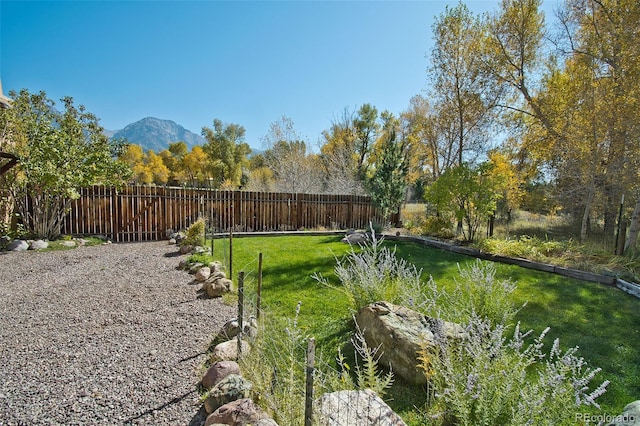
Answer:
[580,188,594,243]
[624,195,640,254]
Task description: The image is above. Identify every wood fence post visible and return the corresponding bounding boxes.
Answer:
[229,228,233,281]
[257,252,263,320]
[304,337,315,426]
[237,271,244,358]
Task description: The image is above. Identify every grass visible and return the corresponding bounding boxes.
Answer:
[204,234,639,424]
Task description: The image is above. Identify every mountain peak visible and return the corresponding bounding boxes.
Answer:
[111,117,206,152]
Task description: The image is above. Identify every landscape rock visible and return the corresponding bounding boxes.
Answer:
[201,360,241,390]
[168,238,177,245]
[203,279,232,298]
[341,231,368,245]
[205,398,272,426]
[315,389,406,426]
[211,339,250,362]
[209,271,227,281]
[189,262,205,274]
[203,374,253,414]
[179,244,193,254]
[607,400,640,426]
[196,266,211,282]
[170,231,186,244]
[209,261,223,273]
[193,245,210,255]
[216,317,259,341]
[61,240,76,248]
[29,240,49,250]
[7,240,29,252]
[355,301,465,385]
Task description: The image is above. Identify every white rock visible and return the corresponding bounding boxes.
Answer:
[29,240,49,250]
[196,267,211,282]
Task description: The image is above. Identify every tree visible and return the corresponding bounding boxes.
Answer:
[182,145,209,187]
[0,89,131,239]
[202,119,251,188]
[260,116,322,193]
[319,110,362,195]
[367,113,408,227]
[425,162,503,242]
[430,2,499,167]
[555,0,640,246]
[159,141,189,184]
[353,103,379,180]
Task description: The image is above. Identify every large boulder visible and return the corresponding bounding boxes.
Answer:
[205,398,273,426]
[607,400,640,426]
[315,389,406,426]
[203,374,252,414]
[354,301,465,385]
[202,360,241,390]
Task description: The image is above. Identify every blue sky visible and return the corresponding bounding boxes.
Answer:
[1,1,557,150]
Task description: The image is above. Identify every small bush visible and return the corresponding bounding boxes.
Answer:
[182,216,206,247]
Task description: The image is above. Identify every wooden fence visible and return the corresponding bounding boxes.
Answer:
[61,185,391,242]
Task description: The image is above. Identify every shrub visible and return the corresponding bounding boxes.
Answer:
[401,259,520,327]
[424,316,609,426]
[182,216,206,247]
[313,228,423,312]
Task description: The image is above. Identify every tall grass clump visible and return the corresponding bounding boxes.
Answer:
[425,316,609,426]
[238,302,395,424]
[237,302,308,425]
[313,227,423,312]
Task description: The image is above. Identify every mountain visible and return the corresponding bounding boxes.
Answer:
[110,117,206,152]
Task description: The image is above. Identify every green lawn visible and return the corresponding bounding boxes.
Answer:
[210,234,640,422]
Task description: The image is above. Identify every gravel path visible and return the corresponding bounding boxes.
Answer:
[0,242,236,425]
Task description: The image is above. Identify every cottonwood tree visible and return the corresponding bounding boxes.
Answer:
[319,110,362,195]
[430,3,499,167]
[202,119,251,188]
[0,89,131,239]
[260,116,322,193]
[119,144,170,185]
[353,103,379,180]
[555,0,640,248]
[182,145,210,187]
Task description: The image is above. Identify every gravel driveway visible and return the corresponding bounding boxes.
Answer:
[0,241,236,425]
